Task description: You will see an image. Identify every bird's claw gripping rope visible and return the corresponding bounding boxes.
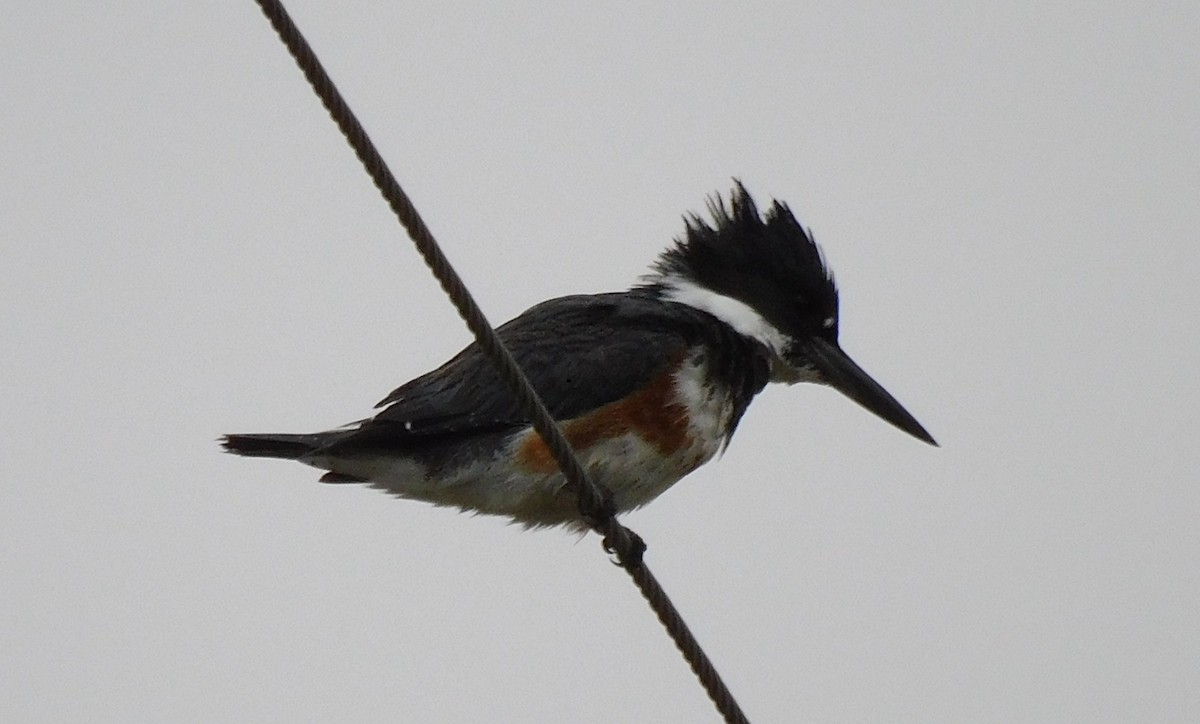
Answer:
[603,526,647,566]
[577,484,645,565]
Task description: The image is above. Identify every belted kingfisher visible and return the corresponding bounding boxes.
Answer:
[222,183,935,529]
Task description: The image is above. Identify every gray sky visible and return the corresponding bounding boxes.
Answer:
[3,2,1198,721]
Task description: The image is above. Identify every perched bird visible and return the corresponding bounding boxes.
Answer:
[222,183,935,529]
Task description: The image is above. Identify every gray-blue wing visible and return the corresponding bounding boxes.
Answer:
[359,292,697,438]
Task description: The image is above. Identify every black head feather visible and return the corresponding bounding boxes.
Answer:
[648,181,840,344]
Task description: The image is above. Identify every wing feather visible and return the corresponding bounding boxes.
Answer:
[353,293,695,440]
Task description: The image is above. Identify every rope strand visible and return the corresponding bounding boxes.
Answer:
[248,3,750,721]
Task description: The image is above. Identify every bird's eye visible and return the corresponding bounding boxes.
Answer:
[822,315,836,329]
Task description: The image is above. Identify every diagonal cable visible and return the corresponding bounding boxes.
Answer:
[248,2,750,721]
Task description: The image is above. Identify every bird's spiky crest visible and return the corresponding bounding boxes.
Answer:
[645,181,840,342]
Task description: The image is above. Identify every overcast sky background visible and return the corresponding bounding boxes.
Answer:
[3,2,1198,722]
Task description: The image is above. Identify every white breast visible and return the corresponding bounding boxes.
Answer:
[670,348,738,463]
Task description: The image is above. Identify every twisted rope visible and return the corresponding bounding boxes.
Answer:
[248,3,750,721]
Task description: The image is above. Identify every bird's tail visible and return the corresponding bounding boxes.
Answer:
[220,432,331,460]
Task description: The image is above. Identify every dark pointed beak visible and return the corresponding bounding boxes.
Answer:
[800,337,937,446]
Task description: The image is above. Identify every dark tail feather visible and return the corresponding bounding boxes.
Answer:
[220,432,330,460]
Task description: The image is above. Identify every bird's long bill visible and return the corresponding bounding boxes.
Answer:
[803,337,937,445]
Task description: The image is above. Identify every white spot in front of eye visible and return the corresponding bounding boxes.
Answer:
[404,421,413,431]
